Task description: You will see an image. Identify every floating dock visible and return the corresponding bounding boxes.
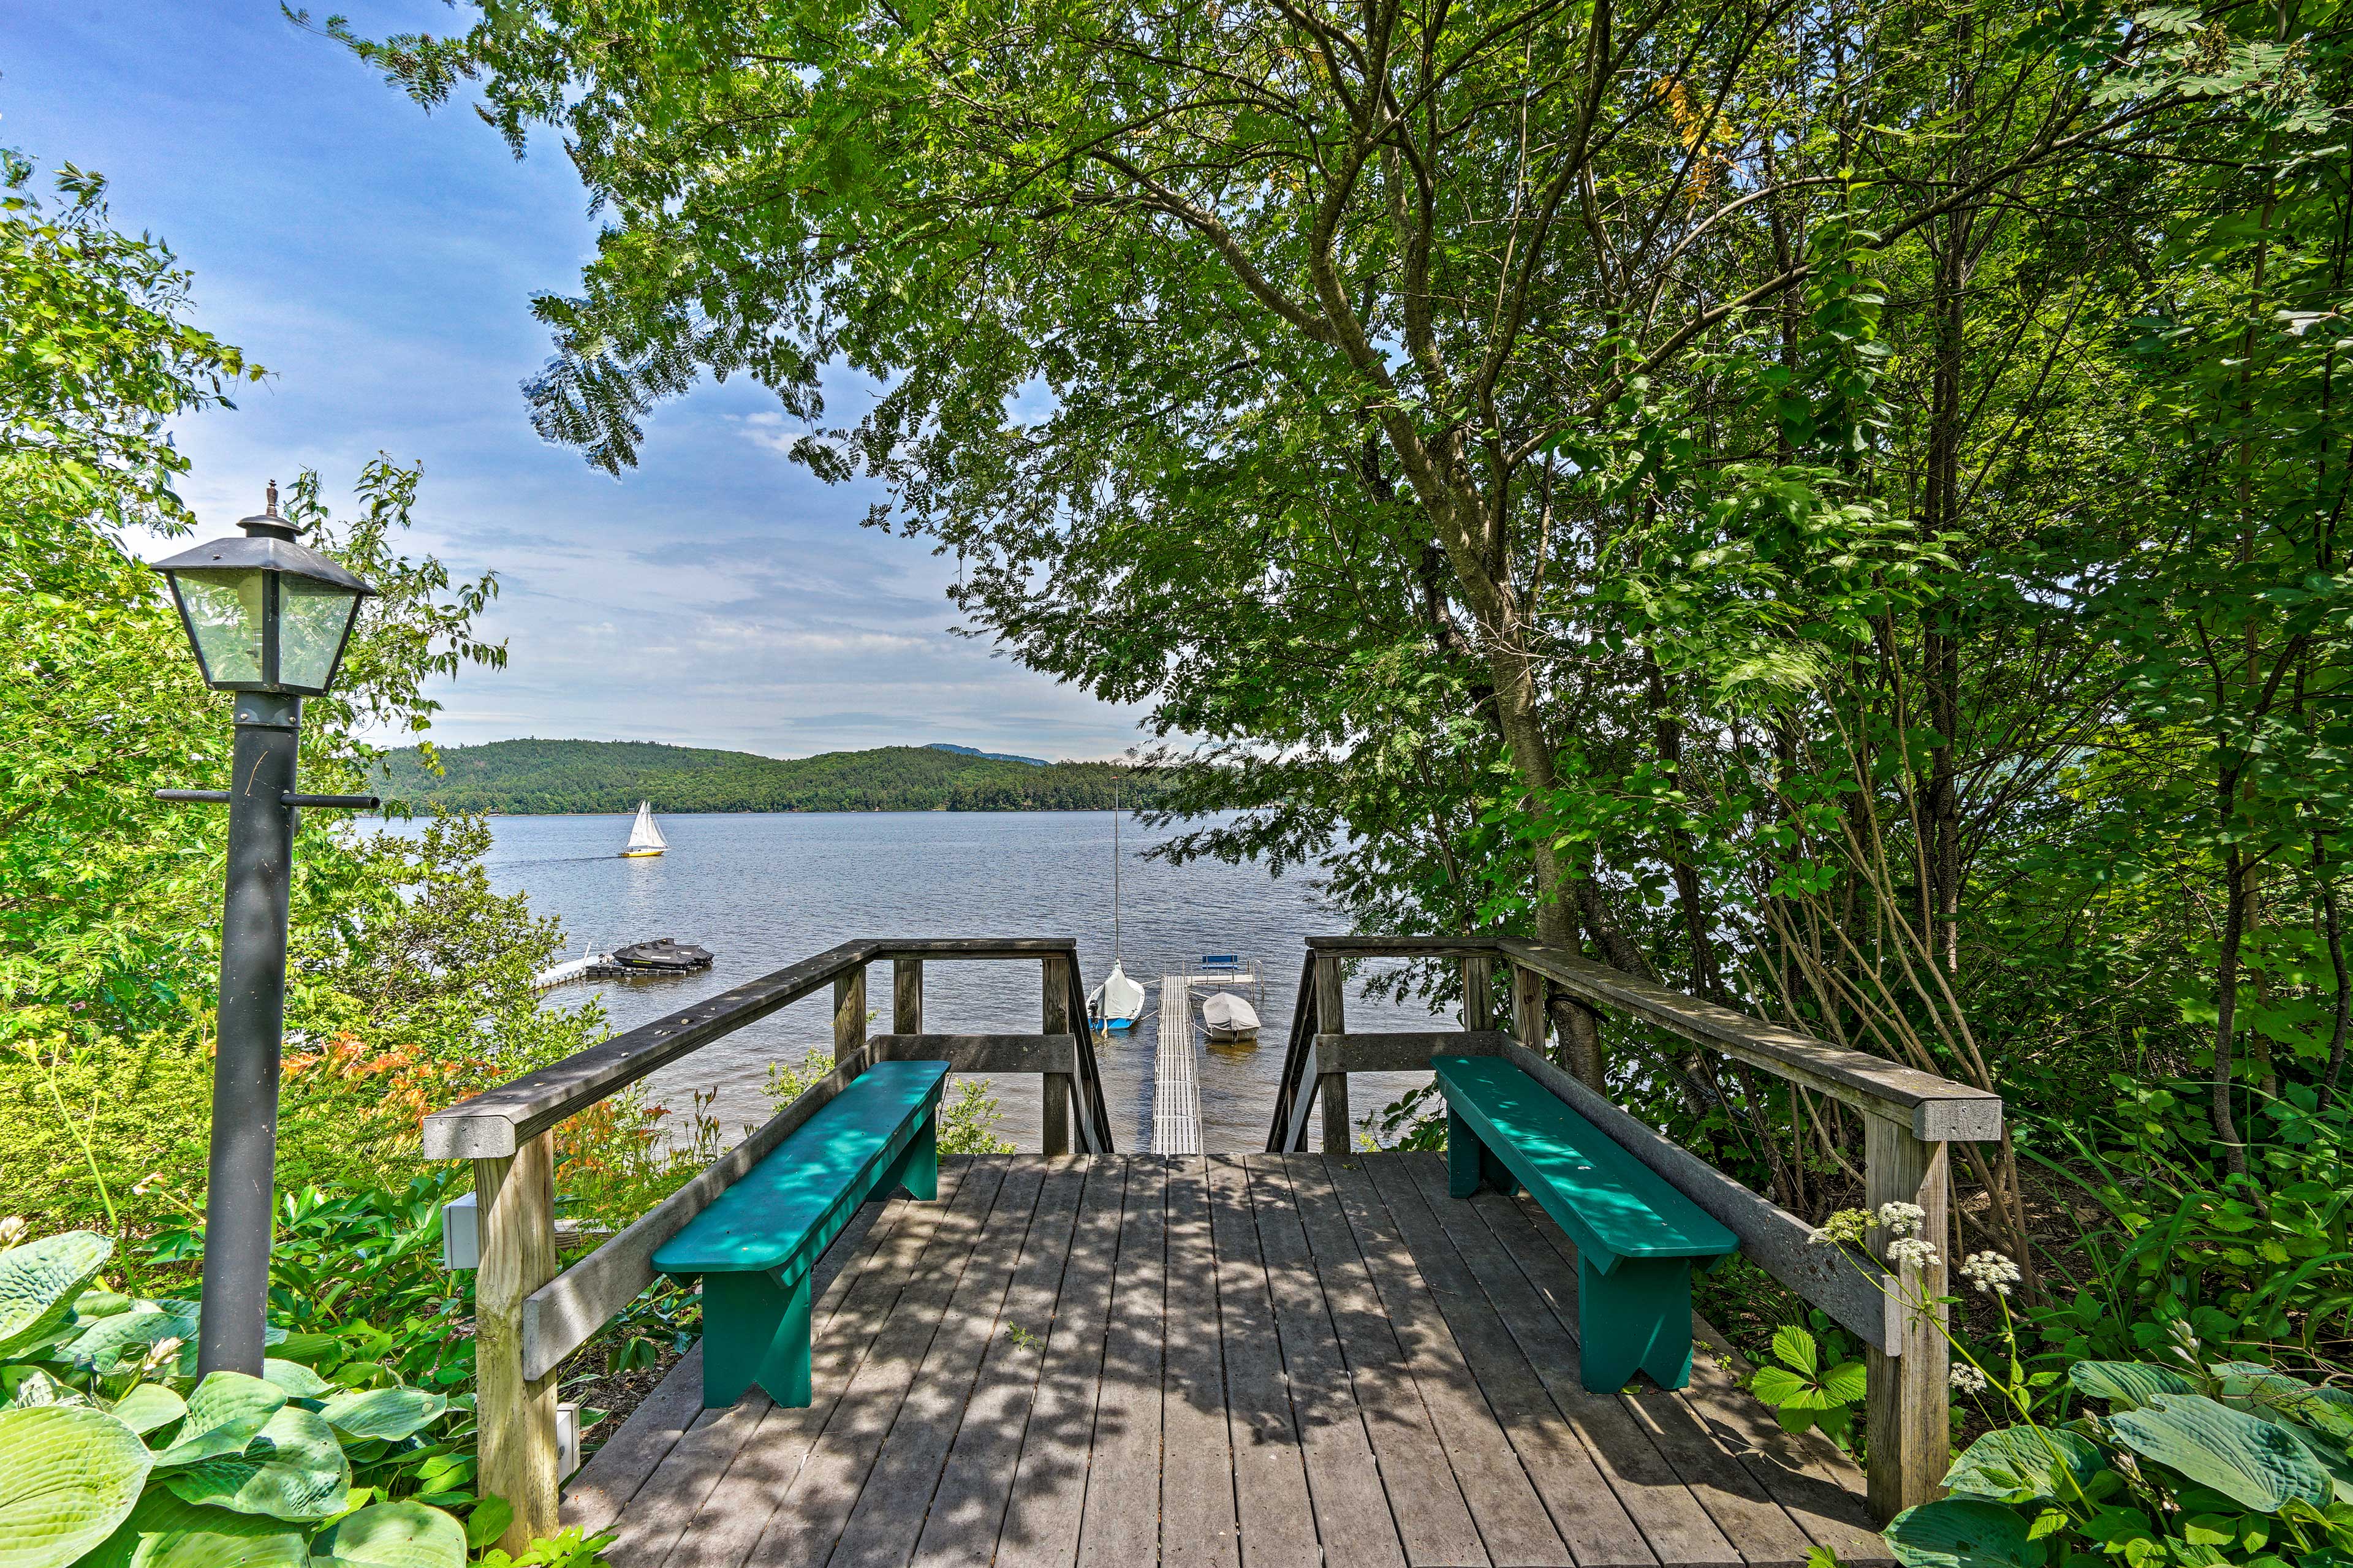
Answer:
[1151,975,1202,1154]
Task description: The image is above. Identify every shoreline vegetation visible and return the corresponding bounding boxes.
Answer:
[377,738,1159,816]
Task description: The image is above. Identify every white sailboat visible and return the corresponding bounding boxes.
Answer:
[620,800,668,858]
[1089,782,1146,1031]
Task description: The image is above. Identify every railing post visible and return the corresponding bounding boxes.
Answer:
[1510,962,1547,1055]
[893,958,923,1034]
[1313,954,1349,1153]
[1042,954,1073,1155]
[474,1131,560,1551]
[834,963,867,1062]
[1863,1113,1952,1522]
[1461,953,1493,1032]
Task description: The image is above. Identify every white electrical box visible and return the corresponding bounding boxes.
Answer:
[441,1191,479,1270]
[556,1401,581,1477]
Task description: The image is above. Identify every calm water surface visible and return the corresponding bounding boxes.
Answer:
[480,811,1443,1151]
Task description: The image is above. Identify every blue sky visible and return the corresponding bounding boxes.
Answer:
[2,2,1150,760]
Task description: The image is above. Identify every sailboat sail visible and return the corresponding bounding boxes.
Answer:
[623,801,667,855]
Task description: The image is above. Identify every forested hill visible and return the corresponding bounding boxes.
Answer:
[375,740,1150,814]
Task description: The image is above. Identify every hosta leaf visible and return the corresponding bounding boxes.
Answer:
[0,1404,153,1568]
[111,1384,189,1437]
[260,1363,332,1399]
[88,1490,308,1568]
[2069,1362,2194,1409]
[311,1502,466,1568]
[150,1374,287,1469]
[1943,1427,2104,1504]
[1771,1325,1819,1376]
[315,1389,447,1444]
[1884,1498,2043,1567]
[163,1406,349,1521]
[75,1292,139,1322]
[9,1371,75,1409]
[69,1306,198,1377]
[2108,1393,2332,1512]
[0,1232,112,1359]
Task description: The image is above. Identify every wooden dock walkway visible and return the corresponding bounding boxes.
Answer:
[564,1154,1885,1568]
[1151,977,1202,1156]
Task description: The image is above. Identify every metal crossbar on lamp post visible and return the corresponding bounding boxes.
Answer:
[151,482,380,1377]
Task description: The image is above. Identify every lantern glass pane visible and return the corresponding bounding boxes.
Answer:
[172,569,265,686]
[279,575,363,692]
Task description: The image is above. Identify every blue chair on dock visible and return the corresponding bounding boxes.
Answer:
[651,1059,947,1408]
[1433,1055,1737,1392]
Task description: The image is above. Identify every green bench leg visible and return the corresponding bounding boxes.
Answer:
[699,1269,813,1409]
[1577,1254,1695,1392]
[885,1112,938,1201]
[1447,1110,1518,1199]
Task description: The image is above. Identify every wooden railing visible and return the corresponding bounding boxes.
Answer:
[1267,934,2003,1523]
[425,937,1114,1550]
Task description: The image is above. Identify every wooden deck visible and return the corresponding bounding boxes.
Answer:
[564,1154,1887,1568]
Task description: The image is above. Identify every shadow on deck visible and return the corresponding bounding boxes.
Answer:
[564,1154,1887,1568]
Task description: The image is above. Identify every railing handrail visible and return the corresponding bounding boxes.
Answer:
[425,936,1099,1158]
[1295,933,1999,1137]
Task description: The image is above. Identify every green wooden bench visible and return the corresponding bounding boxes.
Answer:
[1433,1055,1737,1392]
[652,1059,948,1409]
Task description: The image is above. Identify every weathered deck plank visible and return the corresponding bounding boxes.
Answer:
[907,1160,1087,1568]
[1158,1157,1241,1568]
[1077,1157,1170,1567]
[1320,1157,1572,1568]
[576,1154,1883,1568]
[1204,1154,1320,1568]
[1242,1156,1409,1568]
[994,1159,1130,1568]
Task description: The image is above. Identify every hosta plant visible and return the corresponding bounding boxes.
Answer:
[0,1227,475,1568]
[1887,1351,2353,1566]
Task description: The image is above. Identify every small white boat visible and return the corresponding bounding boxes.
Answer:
[1090,960,1146,1031]
[621,800,667,858]
[1200,990,1260,1042]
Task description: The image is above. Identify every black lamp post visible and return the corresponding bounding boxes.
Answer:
[151,483,380,1377]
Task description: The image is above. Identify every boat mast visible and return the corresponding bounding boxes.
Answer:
[1112,780,1121,964]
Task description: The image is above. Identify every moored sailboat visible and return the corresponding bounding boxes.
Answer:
[621,800,668,857]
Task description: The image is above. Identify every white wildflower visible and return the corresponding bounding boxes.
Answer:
[0,1216,23,1249]
[1960,1251,2020,1297]
[140,1336,184,1375]
[1876,1202,1927,1238]
[1810,1210,1871,1247]
[1950,1363,1989,1393]
[1888,1236,1941,1271]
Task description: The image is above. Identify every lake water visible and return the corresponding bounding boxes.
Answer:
[480,811,1446,1152]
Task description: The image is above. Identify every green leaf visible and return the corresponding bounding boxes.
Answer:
[88,1490,308,1568]
[162,1407,349,1521]
[2107,1394,2332,1512]
[150,1374,288,1469]
[1885,1498,2044,1567]
[69,1307,199,1378]
[110,1384,188,1437]
[259,1363,332,1401]
[460,1497,510,1553]
[2068,1362,2195,1409]
[0,1404,154,1568]
[0,1233,112,1359]
[312,1503,466,1568]
[1772,1325,1820,1376]
[1822,1360,1870,1404]
[1944,1428,2105,1504]
[1751,1366,1811,1406]
[315,1388,447,1443]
